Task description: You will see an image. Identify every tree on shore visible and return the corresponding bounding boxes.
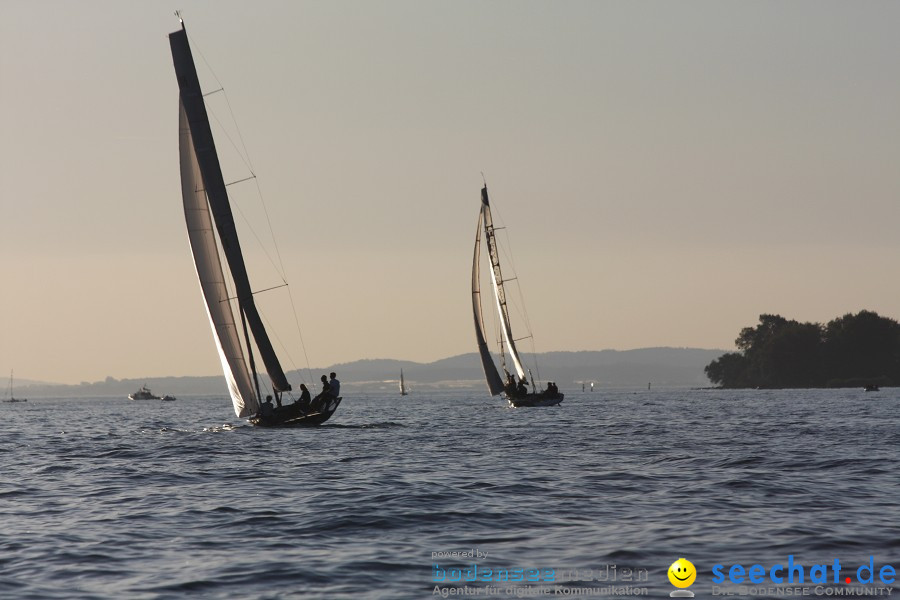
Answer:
[705,310,900,388]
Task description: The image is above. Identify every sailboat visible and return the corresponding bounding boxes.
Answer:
[471,184,563,407]
[169,20,340,426]
[3,371,26,403]
[399,369,408,396]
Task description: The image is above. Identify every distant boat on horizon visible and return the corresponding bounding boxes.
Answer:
[471,184,563,408]
[128,385,160,400]
[168,19,340,426]
[3,370,27,403]
[400,369,408,396]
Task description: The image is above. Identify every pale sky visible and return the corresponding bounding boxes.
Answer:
[2,1,900,384]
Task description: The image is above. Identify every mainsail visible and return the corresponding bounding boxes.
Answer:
[170,25,291,416]
[178,103,257,417]
[472,203,506,396]
[480,186,528,381]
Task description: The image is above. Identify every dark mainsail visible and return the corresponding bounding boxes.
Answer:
[169,26,291,394]
[472,210,505,396]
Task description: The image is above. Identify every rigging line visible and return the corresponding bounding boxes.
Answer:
[187,28,309,389]
[251,176,289,282]
[219,283,289,303]
[217,74,256,175]
[203,87,224,97]
[226,175,257,187]
[258,306,304,386]
[196,54,289,287]
[519,293,540,386]
[237,161,306,383]
[207,108,256,178]
[241,176,312,388]
[211,87,291,289]
[208,98,291,288]
[285,283,315,389]
[230,196,287,283]
[189,32,286,286]
[238,303,263,403]
[252,285,312,392]
[205,70,290,286]
[490,192,543,382]
[183,29,255,174]
[497,226,536,340]
[492,204,534,340]
[200,53,287,282]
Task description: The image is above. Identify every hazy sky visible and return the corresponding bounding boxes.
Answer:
[2,1,900,385]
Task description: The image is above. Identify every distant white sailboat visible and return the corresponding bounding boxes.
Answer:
[399,369,408,396]
[471,184,563,407]
[3,370,26,403]
[169,19,340,426]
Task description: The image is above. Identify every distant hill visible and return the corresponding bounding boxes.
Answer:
[327,348,724,390]
[17,348,725,397]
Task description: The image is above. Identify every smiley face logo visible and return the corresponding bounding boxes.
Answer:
[668,558,696,588]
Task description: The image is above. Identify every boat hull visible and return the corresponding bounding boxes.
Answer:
[506,393,564,408]
[249,397,342,427]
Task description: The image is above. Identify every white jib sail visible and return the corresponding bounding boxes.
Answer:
[179,101,259,417]
[483,205,528,381]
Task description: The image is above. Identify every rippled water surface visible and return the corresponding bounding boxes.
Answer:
[2,388,900,599]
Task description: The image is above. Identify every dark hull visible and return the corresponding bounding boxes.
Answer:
[249,397,341,427]
[506,392,564,407]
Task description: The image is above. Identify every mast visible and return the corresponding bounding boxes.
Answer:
[480,185,527,381]
[169,25,291,395]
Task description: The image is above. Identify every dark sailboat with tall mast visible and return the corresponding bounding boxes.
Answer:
[3,371,26,403]
[471,184,563,407]
[169,19,340,426]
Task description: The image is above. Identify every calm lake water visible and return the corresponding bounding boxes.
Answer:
[2,388,899,599]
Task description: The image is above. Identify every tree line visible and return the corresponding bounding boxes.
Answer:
[705,310,900,388]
